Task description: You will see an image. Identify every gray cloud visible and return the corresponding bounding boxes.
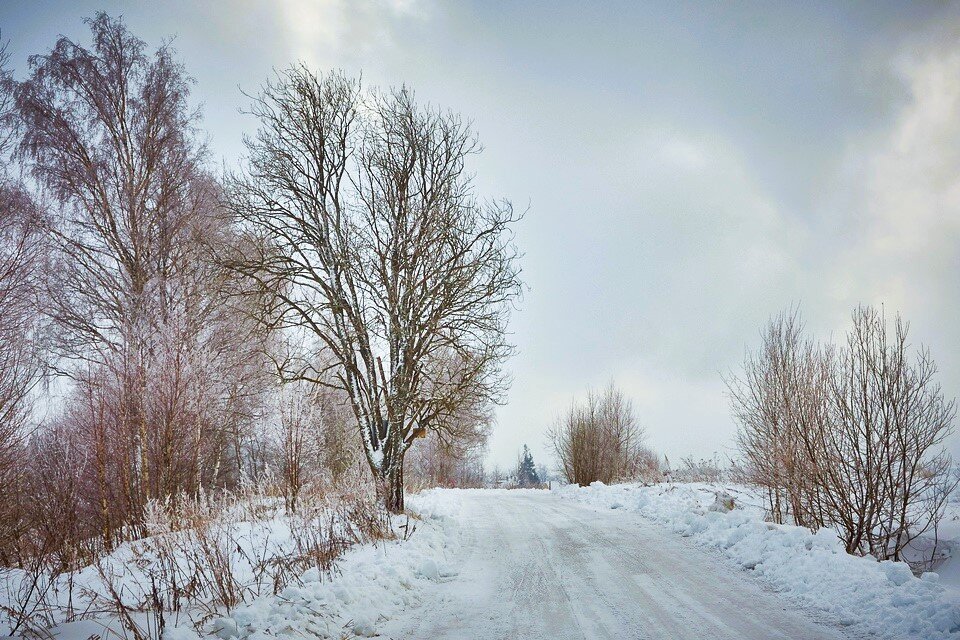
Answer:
[1,0,958,467]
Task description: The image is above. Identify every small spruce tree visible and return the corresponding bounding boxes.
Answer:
[516,445,541,487]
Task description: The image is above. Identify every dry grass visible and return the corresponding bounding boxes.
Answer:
[1,483,399,640]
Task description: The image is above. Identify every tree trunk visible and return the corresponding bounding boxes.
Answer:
[381,461,405,513]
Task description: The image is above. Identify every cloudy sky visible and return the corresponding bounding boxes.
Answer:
[3,1,960,468]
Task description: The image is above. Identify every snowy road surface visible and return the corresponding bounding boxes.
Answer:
[382,490,850,640]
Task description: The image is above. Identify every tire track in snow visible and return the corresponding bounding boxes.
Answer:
[381,490,852,639]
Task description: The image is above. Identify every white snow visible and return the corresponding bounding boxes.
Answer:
[381,488,851,639]
[556,481,960,640]
[0,492,463,640]
[930,490,960,591]
[168,491,462,640]
[6,486,958,639]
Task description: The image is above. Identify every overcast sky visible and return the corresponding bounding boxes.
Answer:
[3,1,960,469]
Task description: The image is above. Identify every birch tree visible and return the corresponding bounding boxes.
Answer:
[0,45,45,561]
[16,14,271,532]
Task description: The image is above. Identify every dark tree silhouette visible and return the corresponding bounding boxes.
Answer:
[516,445,540,488]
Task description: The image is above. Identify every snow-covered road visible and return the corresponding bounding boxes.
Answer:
[382,490,849,639]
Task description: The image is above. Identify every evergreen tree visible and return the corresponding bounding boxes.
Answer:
[516,445,540,487]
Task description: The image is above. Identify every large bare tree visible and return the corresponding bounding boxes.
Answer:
[16,12,207,368]
[15,12,212,519]
[228,68,522,511]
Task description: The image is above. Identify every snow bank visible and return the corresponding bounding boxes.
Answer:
[167,490,463,640]
[556,482,960,640]
[0,491,464,640]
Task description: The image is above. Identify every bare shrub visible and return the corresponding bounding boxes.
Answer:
[69,485,394,639]
[729,305,958,566]
[0,551,61,637]
[284,513,353,585]
[732,309,832,527]
[634,446,662,483]
[549,384,651,486]
[821,307,957,561]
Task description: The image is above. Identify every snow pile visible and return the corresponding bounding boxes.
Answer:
[169,490,463,640]
[557,481,960,640]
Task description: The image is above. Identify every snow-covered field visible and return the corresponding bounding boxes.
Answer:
[556,481,960,640]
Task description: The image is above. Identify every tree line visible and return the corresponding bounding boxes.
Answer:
[0,13,520,567]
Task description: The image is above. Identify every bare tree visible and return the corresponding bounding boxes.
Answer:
[726,309,829,527]
[15,14,276,545]
[0,42,45,564]
[0,189,43,560]
[406,397,491,489]
[228,67,522,511]
[488,465,504,488]
[730,305,958,567]
[15,12,211,513]
[823,306,957,560]
[277,381,317,513]
[549,383,650,486]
